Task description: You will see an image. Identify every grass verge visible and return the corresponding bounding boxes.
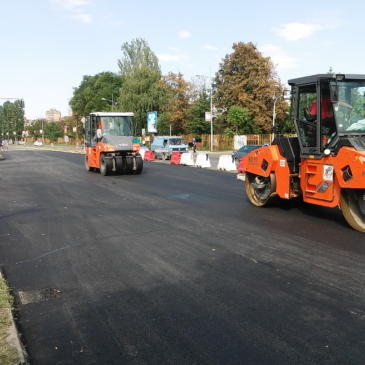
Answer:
[0,276,20,365]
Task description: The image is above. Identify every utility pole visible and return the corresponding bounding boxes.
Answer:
[195,74,214,151]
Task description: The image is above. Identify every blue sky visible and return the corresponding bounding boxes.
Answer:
[0,0,363,119]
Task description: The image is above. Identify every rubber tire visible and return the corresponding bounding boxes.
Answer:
[125,156,134,174]
[245,172,276,207]
[100,154,112,176]
[133,156,143,175]
[85,155,91,171]
[340,189,365,232]
[115,157,126,175]
[153,152,157,160]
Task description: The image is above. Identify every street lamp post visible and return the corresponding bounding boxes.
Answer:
[101,94,117,112]
[76,119,78,148]
[272,90,289,142]
[196,74,213,152]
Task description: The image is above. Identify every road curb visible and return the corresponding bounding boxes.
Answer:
[0,270,28,364]
[9,146,85,154]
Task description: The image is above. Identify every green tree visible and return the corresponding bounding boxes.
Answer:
[45,121,63,142]
[69,72,122,116]
[118,67,162,135]
[185,88,211,135]
[0,100,25,140]
[156,111,170,135]
[118,38,160,82]
[214,42,288,133]
[227,105,260,134]
[117,38,162,135]
[27,120,44,140]
[27,120,64,142]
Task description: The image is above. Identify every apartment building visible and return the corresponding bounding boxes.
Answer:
[46,108,61,122]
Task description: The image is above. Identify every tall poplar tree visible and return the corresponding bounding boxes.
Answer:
[117,38,162,135]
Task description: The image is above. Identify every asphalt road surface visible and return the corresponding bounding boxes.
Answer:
[1,150,365,365]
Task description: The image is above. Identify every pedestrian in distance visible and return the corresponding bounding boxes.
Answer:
[193,138,196,153]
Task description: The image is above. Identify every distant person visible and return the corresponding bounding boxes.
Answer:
[193,138,196,153]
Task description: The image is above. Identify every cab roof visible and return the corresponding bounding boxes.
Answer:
[89,112,134,117]
[288,74,365,86]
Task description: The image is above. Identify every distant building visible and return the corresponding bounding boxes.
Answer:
[46,108,61,122]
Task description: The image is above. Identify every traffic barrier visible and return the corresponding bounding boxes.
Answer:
[180,152,195,166]
[139,149,146,160]
[237,157,245,173]
[170,152,181,165]
[217,155,237,171]
[143,150,155,161]
[195,153,211,168]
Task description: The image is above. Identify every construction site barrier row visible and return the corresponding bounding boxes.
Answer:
[143,150,155,161]
[180,152,195,166]
[217,155,237,171]
[170,152,181,165]
[144,151,244,178]
[195,153,211,168]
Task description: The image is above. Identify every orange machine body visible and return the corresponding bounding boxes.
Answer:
[243,145,365,208]
[86,142,140,169]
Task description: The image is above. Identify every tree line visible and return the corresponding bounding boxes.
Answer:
[0,101,25,140]
[68,39,292,137]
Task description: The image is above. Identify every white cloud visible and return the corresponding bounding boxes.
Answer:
[158,54,180,62]
[71,13,92,23]
[204,44,219,51]
[50,0,92,23]
[272,23,323,41]
[51,0,90,10]
[179,31,191,39]
[259,44,298,69]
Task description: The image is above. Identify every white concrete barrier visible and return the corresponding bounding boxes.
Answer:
[217,155,237,171]
[140,149,146,160]
[195,153,211,168]
[237,173,246,181]
[180,152,195,166]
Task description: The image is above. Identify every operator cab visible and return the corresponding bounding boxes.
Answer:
[289,74,365,159]
[83,112,135,147]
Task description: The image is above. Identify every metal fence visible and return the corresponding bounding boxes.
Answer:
[200,134,296,150]
[136,133,297,150]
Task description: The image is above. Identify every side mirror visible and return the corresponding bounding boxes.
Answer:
[82,127,85,135]
[330,84,339,103]
[96,129,103,138]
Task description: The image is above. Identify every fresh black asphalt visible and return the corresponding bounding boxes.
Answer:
[1,150,365,364]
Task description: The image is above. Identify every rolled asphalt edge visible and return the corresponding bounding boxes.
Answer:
[0,269,28,364]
